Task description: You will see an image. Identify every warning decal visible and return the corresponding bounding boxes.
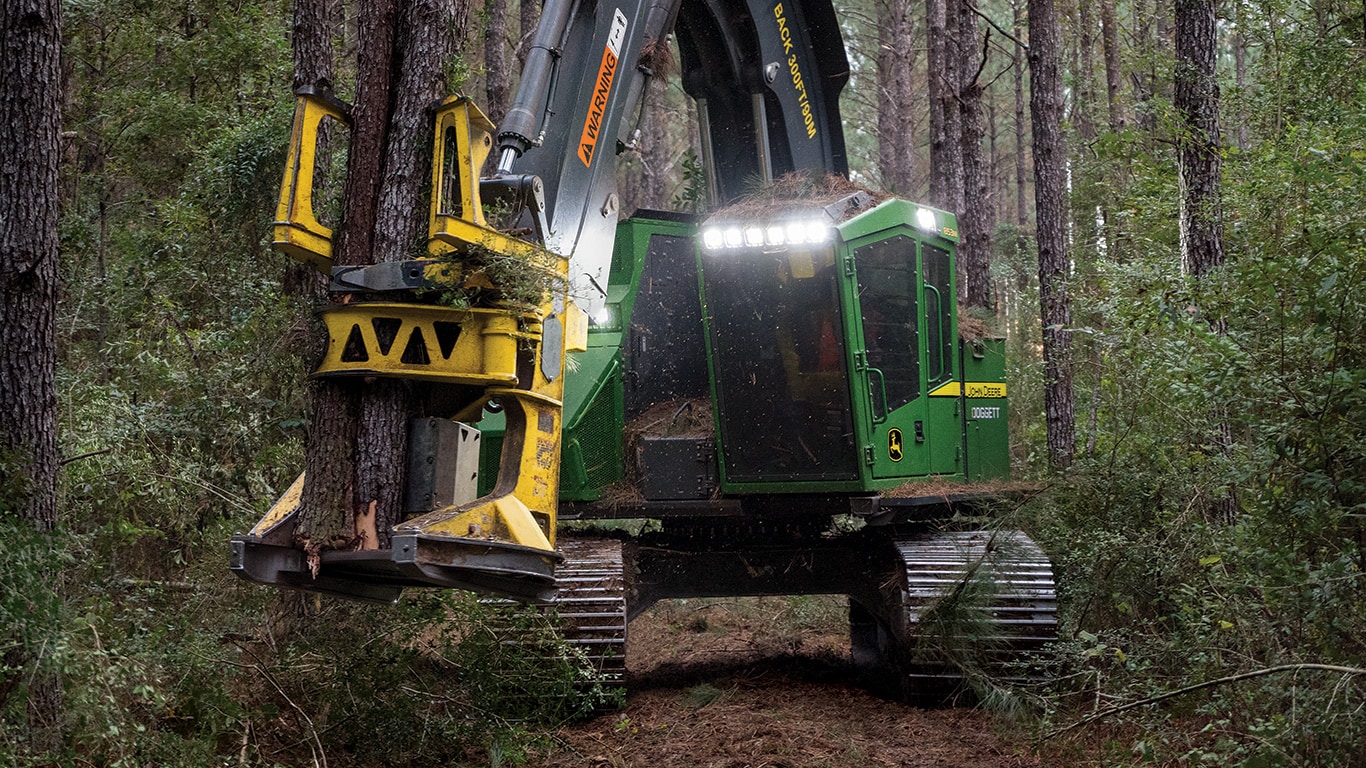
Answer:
[577,9,629,167]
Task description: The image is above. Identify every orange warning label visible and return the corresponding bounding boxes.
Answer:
[578,9,629,167]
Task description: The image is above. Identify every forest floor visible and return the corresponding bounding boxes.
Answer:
[527,596,1080,768]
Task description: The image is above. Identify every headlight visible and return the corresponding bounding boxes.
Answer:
[915,207,937,232]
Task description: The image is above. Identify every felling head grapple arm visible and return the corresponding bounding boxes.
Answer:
[232,0,857,603]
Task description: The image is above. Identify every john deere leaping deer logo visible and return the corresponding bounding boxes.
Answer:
[888,428,904,462]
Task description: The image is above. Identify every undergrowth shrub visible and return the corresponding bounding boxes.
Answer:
[232,590,620,767]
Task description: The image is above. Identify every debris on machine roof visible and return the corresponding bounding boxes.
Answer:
[709,172,889,224]
[957,312,994,341]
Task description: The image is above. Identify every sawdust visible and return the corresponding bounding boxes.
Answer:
[591,399,715,508]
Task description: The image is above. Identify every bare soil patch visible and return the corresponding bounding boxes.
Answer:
[530,597,1053,768]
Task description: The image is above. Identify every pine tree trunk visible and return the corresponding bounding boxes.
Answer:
[517,0,539,68]
[485,0,510,123]
[1100,0,1125,130]
[355,0,467,546]
[638,72,669,209]
[1012,0,1027,230]
[297,0,401,552]
[959,22,992,311]
[1131,0,1158,133]
[293,0,335,90]
[297,0,470,552]
[1028,0,1075,468]
[877,0,917,194]
[1,0,63,745]
[1,0,61,533]
[1175,0,1233,523]
[927,0,964,213]
[1073,0,1097,143]
[1175,0,1224,277]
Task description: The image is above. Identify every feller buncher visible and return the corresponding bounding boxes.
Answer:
[231,0,1057,700]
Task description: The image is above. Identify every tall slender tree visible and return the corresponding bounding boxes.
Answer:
[1012,0,1028,231]
[1028,0,1075,467]
[1,0,63,743]
[1175,0,1224,277]
[1099,0,1125,130]
[958,15,993,310]
[876,0,917,194]
[485,0,510,123]
[297,0,401,555]
[927,0,964,213]
[0,0,61,534]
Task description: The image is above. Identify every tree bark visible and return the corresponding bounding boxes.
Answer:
[1130,0,1157,133]
[927,0,964,213]
[637,69,670,210]
[297,0,401,552]
[297,0,470,551]
[959,22,992,311]
[1174,0,1224,277]
[1,0,61,534]
[517,0,539,69]
[485,0,510,124]
[1099,0,1125,130]
[1012,0,1027,230]
[356,0,466,546]
[1028,0,1075,467]
[1175,0,1233,523]
[1,0,63,745]
[877,0,917,194]
[293,0,335,91]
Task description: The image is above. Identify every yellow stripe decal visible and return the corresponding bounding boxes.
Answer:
[929,381,1007,398]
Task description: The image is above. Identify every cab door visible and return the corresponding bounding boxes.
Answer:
[845,232,932,479]
[921,241,963,476]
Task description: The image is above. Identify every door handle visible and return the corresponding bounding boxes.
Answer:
[868,366,888,424]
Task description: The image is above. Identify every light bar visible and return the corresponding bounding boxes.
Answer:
[701,218,833,251]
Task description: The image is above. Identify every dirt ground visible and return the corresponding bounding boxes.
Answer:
[528,597,1061,768]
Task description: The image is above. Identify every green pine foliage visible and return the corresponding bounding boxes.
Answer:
[1019,6,1366,765]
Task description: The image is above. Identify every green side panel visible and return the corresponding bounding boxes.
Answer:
[475,346,625,499]
[962,338,1010,481]
[558,346,625,500]
[927,397,964,476]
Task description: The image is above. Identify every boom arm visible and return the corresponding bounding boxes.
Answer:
[496,0,850,317]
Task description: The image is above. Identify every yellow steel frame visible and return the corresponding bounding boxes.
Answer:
[315,303,532,385]
[256,93,571,572]
[273,90,351,271]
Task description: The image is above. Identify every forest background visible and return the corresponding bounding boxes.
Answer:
[1,0,1363,765]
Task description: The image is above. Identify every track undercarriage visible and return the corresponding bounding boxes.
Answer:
[528,496,1057,704]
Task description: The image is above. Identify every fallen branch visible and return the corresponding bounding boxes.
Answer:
[60,447,112,466]
[1040,663,1366,743]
